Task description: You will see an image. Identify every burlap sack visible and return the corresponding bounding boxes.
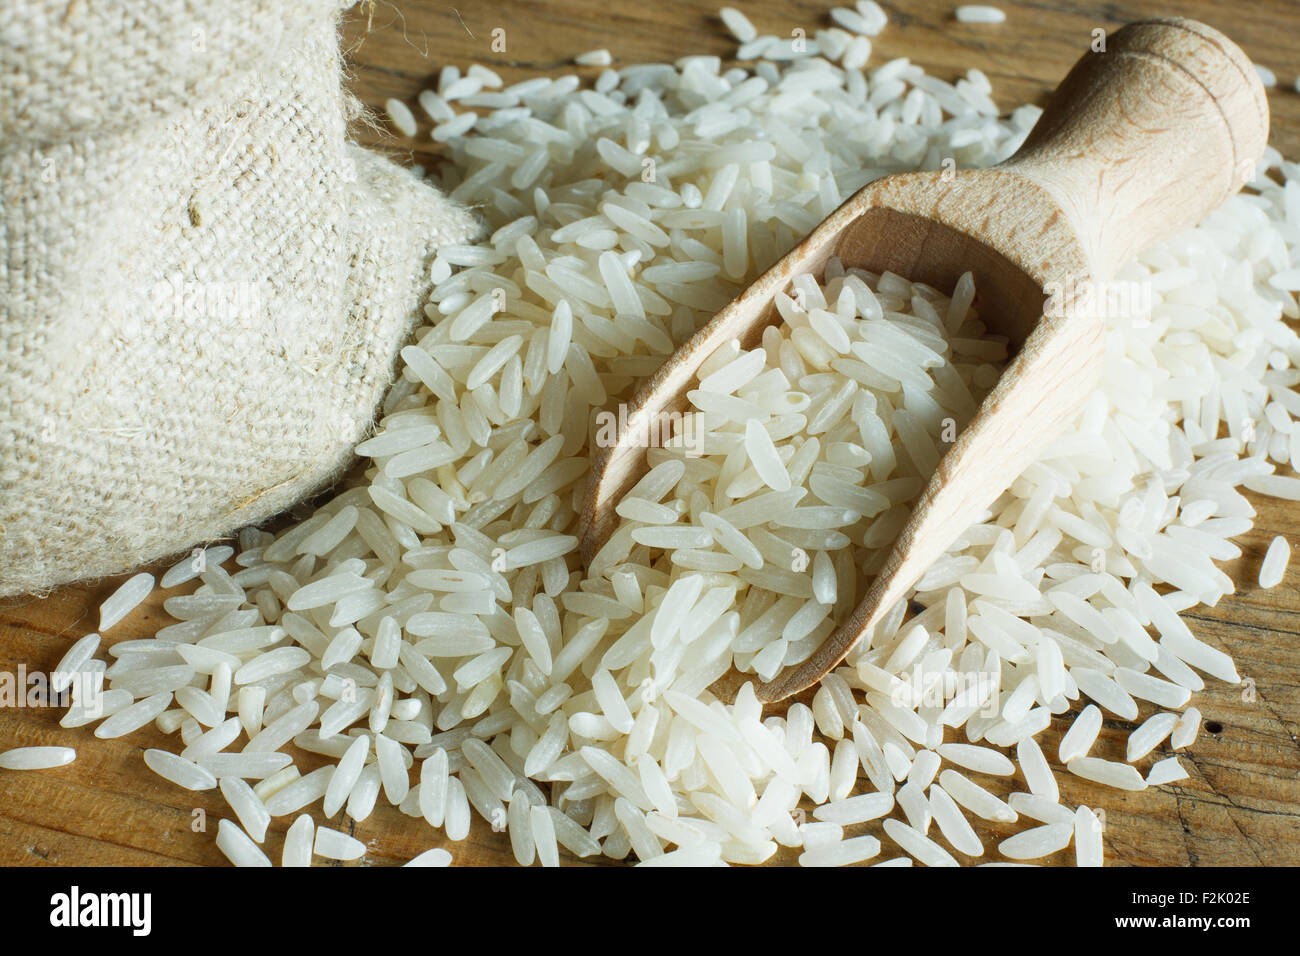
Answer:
[0,1,479,596]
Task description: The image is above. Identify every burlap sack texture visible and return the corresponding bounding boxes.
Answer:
[1,1,481,596]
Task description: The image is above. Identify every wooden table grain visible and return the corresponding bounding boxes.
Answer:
[2,0,1298,867]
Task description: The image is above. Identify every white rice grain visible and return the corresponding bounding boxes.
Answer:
[143,749,217,791]
[1074,806,1104,867]
[405,847,454,867]
[1171,707,1202,750]
[282,813,315,867]
[220,778,271,843]
[1068,757,1148,791]
[52,634,101,694]
[216,818,271,867]
[98,572,155,631]
[314,826,366,861]
[882,818,958,867]
[386,98,418,137]
[95,692,174,739]
[998,822,1073,860]
[1126,712,1179,762]
[1260,535,1290,588]
[1058,704,1103,763]
[0,746,76,770]
[955,5,1007,24]
[719,6,757,42]
[575,48,613,67]
[1146,757,1190,786]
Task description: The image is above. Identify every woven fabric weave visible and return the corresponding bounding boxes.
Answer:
[0,1,479,596]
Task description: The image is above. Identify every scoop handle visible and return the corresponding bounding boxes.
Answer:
[998,17,1268,279]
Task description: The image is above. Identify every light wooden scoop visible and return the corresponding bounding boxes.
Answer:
[577,18,1268,703]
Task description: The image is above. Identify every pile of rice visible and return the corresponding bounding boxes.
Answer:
[11,3,1300,867]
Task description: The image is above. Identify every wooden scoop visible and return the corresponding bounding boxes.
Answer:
[577,18,1268,703]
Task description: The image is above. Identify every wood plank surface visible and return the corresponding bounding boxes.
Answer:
[2,0,1298,867]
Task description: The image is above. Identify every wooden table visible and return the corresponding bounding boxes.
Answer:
[2,0,1298,867]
